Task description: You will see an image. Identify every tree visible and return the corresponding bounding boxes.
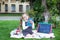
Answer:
[28,0,59,27]
[42,0,50,22]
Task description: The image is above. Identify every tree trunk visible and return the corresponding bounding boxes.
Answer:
[42,0,50,22]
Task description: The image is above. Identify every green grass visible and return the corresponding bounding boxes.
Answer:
[0,20,60,40]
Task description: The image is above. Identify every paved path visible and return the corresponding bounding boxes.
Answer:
[0,16,21,20]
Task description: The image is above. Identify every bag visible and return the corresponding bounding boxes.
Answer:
[37,22,52,33]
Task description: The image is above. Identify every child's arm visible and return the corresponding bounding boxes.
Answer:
[22,20,29,30]
[30,20,35,29]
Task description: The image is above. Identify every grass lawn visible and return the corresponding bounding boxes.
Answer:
[0,20,60,40]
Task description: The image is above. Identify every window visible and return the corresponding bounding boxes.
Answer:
[25,0,29,2]
[21,0,24,2]
[0,3,1,12]
[26,5,30,12]
[16,0,19,1]
[19,5,23,12]
[11,4,16,12]
[21,0,29,2]
[5,4,8,12]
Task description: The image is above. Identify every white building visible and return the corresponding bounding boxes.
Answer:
[0,0,30,13]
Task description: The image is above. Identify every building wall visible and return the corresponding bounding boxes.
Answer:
[0,0,30,13]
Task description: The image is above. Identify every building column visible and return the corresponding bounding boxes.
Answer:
[1,4,5,12]
[16,1,19,13]
[8,0,11,13]
[23,3,26,13]
[1,0,5,12]
[0,3,2,12]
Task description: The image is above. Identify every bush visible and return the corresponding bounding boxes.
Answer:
[48,14,59,28]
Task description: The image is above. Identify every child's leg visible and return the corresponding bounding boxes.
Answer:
[22,30,29,36]
[27,27,33,35]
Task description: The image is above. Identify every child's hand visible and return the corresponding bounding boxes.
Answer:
[30,20,33,24]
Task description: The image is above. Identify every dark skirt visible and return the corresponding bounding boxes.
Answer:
[22,27,33,36]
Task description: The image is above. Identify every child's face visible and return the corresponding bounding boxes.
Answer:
[22,14,29,21]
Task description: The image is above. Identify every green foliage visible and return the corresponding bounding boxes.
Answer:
[57,0,60,15]
[33,0,42,11]
[28,0,45,26]
[48,14,59,28]
[27,10,36,17]
[28,0,59,27]
[46,0,59,16]
[49,7,59,16]
[46,0,57,9]
[46,0,59,28]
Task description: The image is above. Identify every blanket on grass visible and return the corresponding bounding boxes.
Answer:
[10,29,55,39]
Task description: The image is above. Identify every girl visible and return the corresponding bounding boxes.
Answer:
[22,13,34,37]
